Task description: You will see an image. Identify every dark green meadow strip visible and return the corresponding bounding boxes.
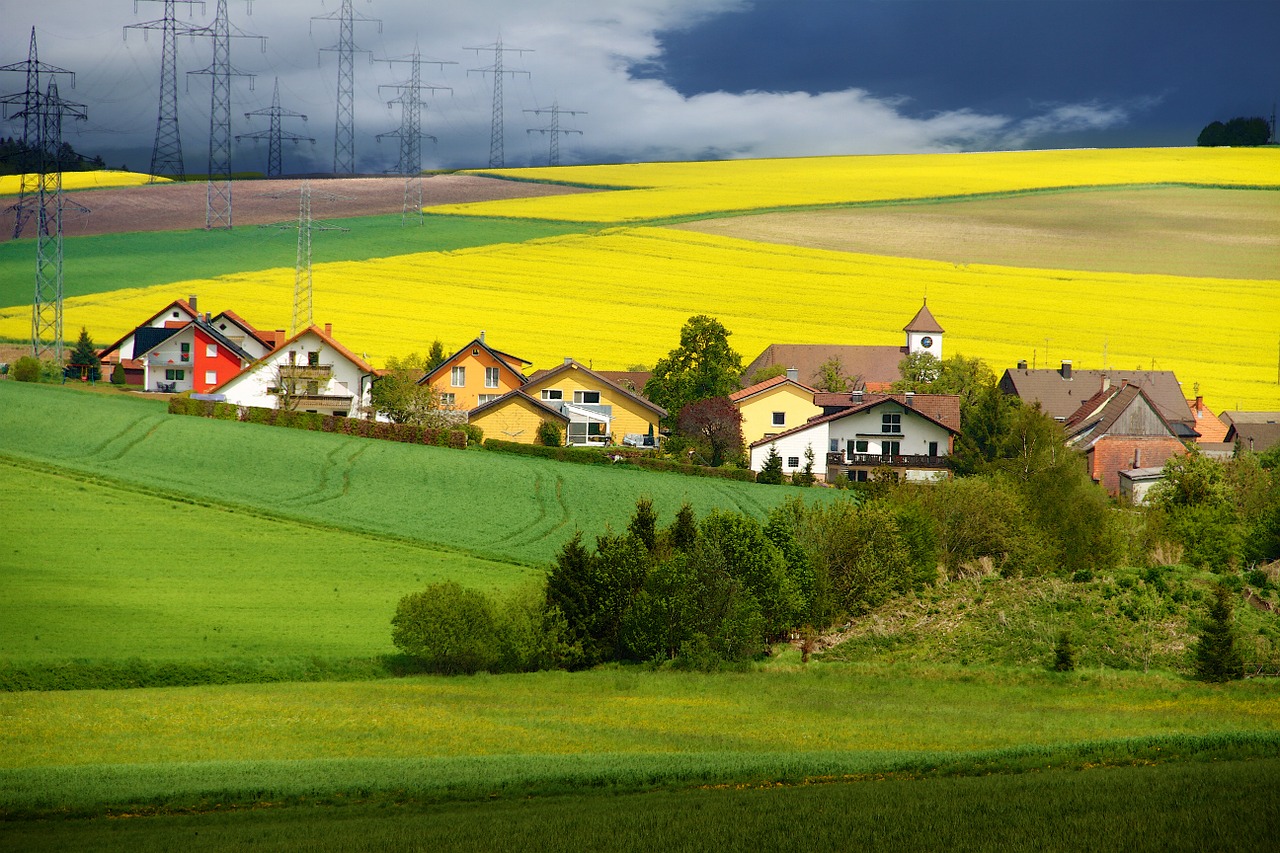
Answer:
[3,732,1277,820]
[4,759,1276,853]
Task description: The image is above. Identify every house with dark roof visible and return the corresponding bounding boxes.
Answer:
[1221,411,1280,455]
[999,361,1197,438]
[1065,383,1188,496]
[418,334,530,411]
[134,317,255,394]
[730,368,820,446]
[472,359,667,446]
[209,323,378,417]
[97,297,202,385]
[741,301,944,392]
[748,392,960,484]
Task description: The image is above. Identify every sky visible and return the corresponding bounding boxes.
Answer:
[2,0,1277,174]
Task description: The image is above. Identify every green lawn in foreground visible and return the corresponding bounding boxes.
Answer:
[0,214,588,310]
[0,383,835,568]
[0,460,538,665]
[4,759,1276,853]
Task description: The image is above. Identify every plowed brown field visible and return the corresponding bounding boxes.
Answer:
[0,174,593,242]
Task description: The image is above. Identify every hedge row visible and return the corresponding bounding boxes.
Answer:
[482,438,757,482]
[168,396,470,449]
[0,657,414,692]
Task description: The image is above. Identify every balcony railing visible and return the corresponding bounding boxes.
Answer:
[827,452,948,469]
[278,364,334,380]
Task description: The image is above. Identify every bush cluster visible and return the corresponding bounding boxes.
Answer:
[169,396,468,449]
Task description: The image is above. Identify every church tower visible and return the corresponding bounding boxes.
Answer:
[904,300,944,359]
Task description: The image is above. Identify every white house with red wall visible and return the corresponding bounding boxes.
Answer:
[135,319,255,393]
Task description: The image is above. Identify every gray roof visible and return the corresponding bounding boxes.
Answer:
[743,344,906,389]
[999,365,1193,426]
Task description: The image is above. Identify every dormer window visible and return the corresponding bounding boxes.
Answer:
[881,412,902,434]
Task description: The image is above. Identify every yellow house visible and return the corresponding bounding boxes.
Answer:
[419,336,530,411]
[473,359,668,446]
[731,370,821,446]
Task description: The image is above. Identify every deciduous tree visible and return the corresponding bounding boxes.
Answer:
[677,396,744,468]
[645,315,743,421]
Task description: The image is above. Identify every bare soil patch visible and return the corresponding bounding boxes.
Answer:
[0,174,594,242]
[674,187,1280,280]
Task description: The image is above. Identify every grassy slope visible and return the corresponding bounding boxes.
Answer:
[0,214,587,311]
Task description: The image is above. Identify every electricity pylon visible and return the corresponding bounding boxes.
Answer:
[188,0,265,229]
[313,0,381,174]
[260,183,349,334]
[237,78,313,177]
[377,45,453,223]
[465,36,531,168]
[124,0,206,181]
[0,31,88,361]
[525,101,584,166]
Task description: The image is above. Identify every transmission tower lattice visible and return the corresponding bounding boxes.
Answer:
[124,0,206,181]
[466,36,531,168]
[0,30,88,362]
[188,0,265,229]
[525,101,584,167]
[314,0,381,174]
[378,46,453,223]
[237,78,313,177]
[260,182,349,335]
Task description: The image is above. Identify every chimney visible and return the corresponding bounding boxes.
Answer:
[1060,359,1072,380]
[324,323,332,337]
[188,294,198,312]
[564,357,573,365]
[785,367,799,382]
[1133,447,1141,469]
[1194,395,1204,411]
[1101,375,1111,394]
[905,391,915,407]
[480,330,486,344]
[1017,359,1028,370]
[852,390,864,404]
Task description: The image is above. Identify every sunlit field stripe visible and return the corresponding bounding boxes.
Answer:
[3,226,1274,411]
[0,170,168,196]
[437,147,1280,223]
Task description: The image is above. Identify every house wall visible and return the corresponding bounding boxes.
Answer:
[209,318,273,360]
[429,347,525,411]
[1089,436,1187,495]
[826,404,953,457]
[749,423,830,479]
[523,369,661,441]
[737,384,821,446]
[192,328,245,392]
[218,331,371,415]
[470,398,564,444]
[142,327,196,393]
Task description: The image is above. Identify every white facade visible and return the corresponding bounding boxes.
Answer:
[212,328,374,416]
[750,400,953,483]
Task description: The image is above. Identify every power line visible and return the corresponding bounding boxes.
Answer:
[313,0,381,174]
[465,36,531,168]
[377,44,453,223]
[187,0,265,229]
[525,101,584,167]
[123,0,207,181]
[237,77,313,177]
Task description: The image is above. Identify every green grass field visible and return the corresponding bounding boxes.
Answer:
[0,214,586,311]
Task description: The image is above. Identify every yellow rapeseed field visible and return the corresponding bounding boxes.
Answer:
[9,225,1276,411]
[0,170,167,196]
[440,147,1280,223]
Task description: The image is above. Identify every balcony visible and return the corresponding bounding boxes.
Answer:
[826,452,948,469]
[278,364,334,380]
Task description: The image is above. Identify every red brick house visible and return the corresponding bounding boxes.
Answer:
[1065,382,1188,495]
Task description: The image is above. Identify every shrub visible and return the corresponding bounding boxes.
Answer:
[391,582,500,675]
[1192,584,1243,682]
[460,423,484,447]
[110,363,127,385]
[537,420,562,447]
[12,356,40,383]
[1052,632,1076,672]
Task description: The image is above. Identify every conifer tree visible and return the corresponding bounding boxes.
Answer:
[1193,584,1244,682]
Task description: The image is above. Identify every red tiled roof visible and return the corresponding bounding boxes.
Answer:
[729,374,816,403]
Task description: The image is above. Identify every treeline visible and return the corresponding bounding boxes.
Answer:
[1196,116,1272,147]
[0,137,106,176]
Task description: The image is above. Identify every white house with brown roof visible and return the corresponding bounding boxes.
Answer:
[749,392,960,483]
[207,324,378,417]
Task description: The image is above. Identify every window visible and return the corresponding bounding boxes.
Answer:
[308,351,321,367]
[477,394,499,405]
[849,470,869,483]
[205,343,217,358]
[882,440,901,457]
[787,457,800,468]
[451,366,466,387]
[574,390,601,404]
[440,393,455,408]
[568,422,607,442]
[772,412,786,427]
[829,439,840,453]
[204,371,217,385]
[484,367,500,388]
[855,440,869,453]
[928,441,939,457]
[179,342,191,362]
[288,350,298,365]
[881,412,902,434]
[164,369,185,381]
[306,381,319,396]
[541,389,563,401]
